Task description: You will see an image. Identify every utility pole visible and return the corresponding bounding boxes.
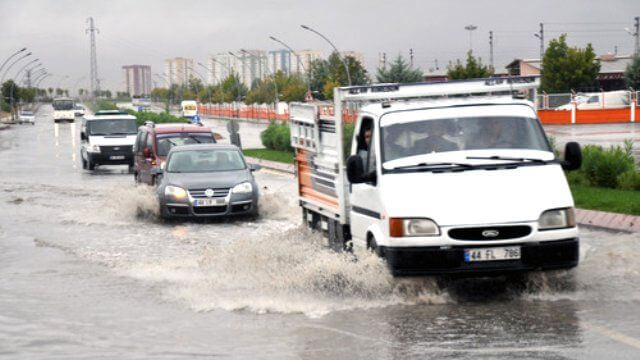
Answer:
[409,48,414,67]
[489,31,494,69]
[383,52,387,68]
[86,17,100,99]
[635,16,639,56]
[464,25,478,52]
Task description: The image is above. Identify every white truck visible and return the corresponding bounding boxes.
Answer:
[290,77,583,276]
[52,97,75,123]
[181,100,198,119]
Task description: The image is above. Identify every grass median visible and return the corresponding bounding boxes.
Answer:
[242,148,294,164]
[571,184,640,216]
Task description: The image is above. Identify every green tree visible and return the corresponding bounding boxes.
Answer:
[624,54,640,89]
[540,34,600,93]
[309,52,370,100]
[447,51,493,80]
[19,87,36,103]
[47,87,53,96]
[1,80,20,113]
[218,73,248,102]
[308,58,330,100]
[376,55,423,83]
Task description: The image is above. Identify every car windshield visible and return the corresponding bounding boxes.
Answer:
[87,119,137,135]
[381,116,550,164]
[156,133,215,156]
[52,100,74,110]
[21,111,33,116]
[167,149,245,173]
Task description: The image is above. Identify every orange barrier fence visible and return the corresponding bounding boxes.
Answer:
[538,106,639,125]
[198,104,358,124]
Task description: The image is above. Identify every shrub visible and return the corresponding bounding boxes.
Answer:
[260,121,292,152]
[565,170,589,186]
[125,109,188,126]
[618,170,640,191]
[580,144,635,188]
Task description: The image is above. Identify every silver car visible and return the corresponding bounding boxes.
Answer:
[18,110,35,125]
[155,144,260,219]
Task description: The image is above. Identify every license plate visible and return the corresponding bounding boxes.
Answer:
[193,198,225,207]
[464,246,521,263]
[109,155,125,160]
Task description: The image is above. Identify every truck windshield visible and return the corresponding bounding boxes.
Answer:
[167,149,245,173]
[381,116,550,163]
[87,119,137,135]
[156,133,215,156]
[52,100,74,110]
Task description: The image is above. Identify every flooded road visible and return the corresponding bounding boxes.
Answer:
[1,106,640,359]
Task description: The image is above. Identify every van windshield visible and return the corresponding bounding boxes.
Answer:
[167,149,245,173]
[53,100,74,110]
[88,119,137,135]
[156,133,215,156]
[381,116,551,163]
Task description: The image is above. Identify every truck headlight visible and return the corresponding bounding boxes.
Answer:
[390,218,440,237]
[87,144,101,153]
[538,207,576,230]
[232,182,253,194]
[165,185,187,201]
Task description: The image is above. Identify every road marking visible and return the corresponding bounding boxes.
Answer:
[305,324,391,344]
[585,323,640,350]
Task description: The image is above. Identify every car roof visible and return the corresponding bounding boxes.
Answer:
[85,114,137,121]
[145,123,212,133]
[168,144,239,153]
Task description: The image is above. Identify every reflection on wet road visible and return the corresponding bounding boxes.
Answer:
[1,105,640,359]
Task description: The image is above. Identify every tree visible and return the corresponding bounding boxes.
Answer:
[47,87,53,96]
[447,51,493,80]
[376,55,423,83]
[1,80,20,113]
[540,34,600,93]
[624,54,640,89]
[308,52,370,100]
[308,59,330,100]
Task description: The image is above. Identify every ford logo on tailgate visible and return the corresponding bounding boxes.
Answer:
[482,230,500,238]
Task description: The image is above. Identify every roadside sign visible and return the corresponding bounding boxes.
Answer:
[226,120,240,133]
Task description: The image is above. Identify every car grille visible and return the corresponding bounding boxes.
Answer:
[448,225,532,241]
[188,188,230,198]
[193,205,227,215]
[100,145,133,154]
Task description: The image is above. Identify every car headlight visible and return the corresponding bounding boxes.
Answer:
[87,144,101,153]
[232,182,253,194]
[538,207,576,230]
[165,185,187,201]
[389,218,440,237]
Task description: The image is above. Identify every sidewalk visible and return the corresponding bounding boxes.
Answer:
[246,156,640,233]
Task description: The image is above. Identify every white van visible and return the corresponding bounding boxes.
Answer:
[291,77,582,276]
[181,100,198,119]
[556,90,631,110]
[80,114,138,171]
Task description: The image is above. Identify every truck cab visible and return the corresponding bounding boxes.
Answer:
[291,77,583,276]
[80,114,138,171]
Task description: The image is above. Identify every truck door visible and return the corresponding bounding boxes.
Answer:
[349,117,384,246]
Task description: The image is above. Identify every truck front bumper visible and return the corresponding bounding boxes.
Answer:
[381,238,579,276]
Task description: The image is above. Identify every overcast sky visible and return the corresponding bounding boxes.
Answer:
[1,0,638,92]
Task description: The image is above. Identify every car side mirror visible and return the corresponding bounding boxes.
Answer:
[346,155,365,183]
[249,164,261,172]
[151,168,163,175]
[80,132,87,141]
[143,148,151,158]
[562,142,582,171]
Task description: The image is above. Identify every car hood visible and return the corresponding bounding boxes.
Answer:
[164,170,250,189]
[380,164,574,226]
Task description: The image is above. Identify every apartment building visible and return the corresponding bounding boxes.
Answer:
[164,57,194,86]
[122,65,152,96]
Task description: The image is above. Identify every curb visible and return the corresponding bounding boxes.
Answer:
[202,115,273,125]
[244,156,294,175]
[575,209,640,233]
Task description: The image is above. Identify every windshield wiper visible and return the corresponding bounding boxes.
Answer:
[467,155,549,164]
[187,136,202,143]
[392,162,475,171]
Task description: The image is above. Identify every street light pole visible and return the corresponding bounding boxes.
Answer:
[464,25,478,52]
[19,64,42,85]
[1,52,32,83]
[13,58,39,83]
[0,47,27,77]
[35,74,51,88]
[300,25,352,86]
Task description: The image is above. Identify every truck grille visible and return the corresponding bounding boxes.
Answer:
[188,188,230,198]
[448,225,532,241]
[100,145,132,154]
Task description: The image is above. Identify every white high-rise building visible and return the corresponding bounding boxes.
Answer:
[268,49,292,75]
[292,49,323,74]
[164,57,194,86]
[210,53,237,85]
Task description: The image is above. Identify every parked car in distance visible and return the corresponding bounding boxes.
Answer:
[74,105,85,117]
[80,114,138,171]
[133,122,217,185]
[155,144,260,219]
[18,110,35,125]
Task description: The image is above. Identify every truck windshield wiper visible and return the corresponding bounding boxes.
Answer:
[467,155,549,164]
[392,162,475,171]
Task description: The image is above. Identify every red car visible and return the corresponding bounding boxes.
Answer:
[133,122,217,185]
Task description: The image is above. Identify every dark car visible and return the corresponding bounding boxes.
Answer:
[133,122,216,185]
[155,144,260,219]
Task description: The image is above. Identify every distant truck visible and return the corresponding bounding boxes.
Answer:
[52,97,75,123]
[181,100,198,119]
[290,77,583,276]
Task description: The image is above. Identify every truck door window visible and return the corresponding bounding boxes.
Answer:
[356,117,375,173]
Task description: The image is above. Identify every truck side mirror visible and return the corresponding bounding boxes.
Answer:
[562,142,582,171]
[346,155,365,183]
[80,132,87,141]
